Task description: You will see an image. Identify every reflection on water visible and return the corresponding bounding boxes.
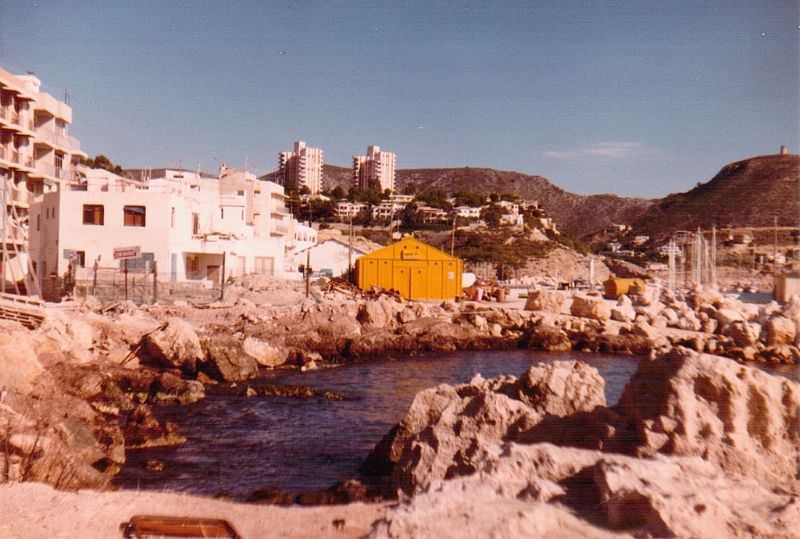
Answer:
[115,350,796,499]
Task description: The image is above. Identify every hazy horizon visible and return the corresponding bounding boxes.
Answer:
[2,0,798,198]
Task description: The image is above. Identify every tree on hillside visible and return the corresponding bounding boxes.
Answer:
[401,203,420,229]
[452,190,485,207]
[330,185,345,200]
[415,189,452,210]
[481,204,503,227]
[81,154,123,174]
[402,182,418,195]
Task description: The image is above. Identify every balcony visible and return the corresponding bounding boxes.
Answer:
[34,125,81,153]
[0,106,20,126]
[32,161,74,182]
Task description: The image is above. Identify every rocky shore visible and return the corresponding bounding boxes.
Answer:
[0,277,798,537]
[363,348,799,537]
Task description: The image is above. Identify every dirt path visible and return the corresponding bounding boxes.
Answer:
[0,483,387,539]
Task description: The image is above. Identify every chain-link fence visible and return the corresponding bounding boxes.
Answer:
[65,266,223,305]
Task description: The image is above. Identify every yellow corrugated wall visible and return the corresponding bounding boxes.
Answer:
[356,236,463,300]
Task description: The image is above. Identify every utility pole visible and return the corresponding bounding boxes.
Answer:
[711,226,717,288]
[773,215,778,274]
[348,214,353,283]
[668,239,676,291]
[305,247,311,298]
[695,227,702,285]
[450,214,457,256]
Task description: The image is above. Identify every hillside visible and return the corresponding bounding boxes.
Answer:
[262,165,653,238]
[631,154,800,239]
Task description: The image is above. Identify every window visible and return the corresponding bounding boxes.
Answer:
[75,251,85,268]
[171,207,175,228]
[36,214,40,231]
[237,190,245,196]
[121,252,154,271]
[220,207,224,219]
[192,213,200,234]
[123,205,146,227]
[82,204,104,225]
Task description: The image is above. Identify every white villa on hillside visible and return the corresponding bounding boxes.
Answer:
[29,165,316,286]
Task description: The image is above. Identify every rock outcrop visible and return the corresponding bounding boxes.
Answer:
[370,443,800,539]
[616,347,800,486]
[142,318,204,372]
[362,360,606,494]
[570,295,611,321]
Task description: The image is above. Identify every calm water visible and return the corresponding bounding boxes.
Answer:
[115,350,798,499]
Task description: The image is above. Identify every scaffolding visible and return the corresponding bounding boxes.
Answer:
[1,169,40,298]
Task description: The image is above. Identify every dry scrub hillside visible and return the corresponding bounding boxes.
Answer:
[633,153,800,239]
[265,164,653,238]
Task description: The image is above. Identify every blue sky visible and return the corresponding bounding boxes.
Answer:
[1,1,798,197]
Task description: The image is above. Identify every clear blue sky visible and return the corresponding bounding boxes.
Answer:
[1,1,798,197]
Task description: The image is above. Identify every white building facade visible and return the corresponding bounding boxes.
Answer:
[279,140,323,195]
[353,145,396,192]
[29,165,316,286]
[1,69,86,287]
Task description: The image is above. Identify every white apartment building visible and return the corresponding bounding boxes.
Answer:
[371,201,405,221]
[1,68,85,286]
[29,165,316,286]
[279,141,323,195]
[455,206,482,219]
[353,145,396,192]
[335,201,368,220]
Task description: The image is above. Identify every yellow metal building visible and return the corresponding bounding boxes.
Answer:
[603,277,646,299]
[356,236,463,300]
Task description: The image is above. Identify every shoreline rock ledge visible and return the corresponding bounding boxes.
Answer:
[364,349,800,538]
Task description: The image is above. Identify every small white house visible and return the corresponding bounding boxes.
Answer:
[455,206,482,219]
[290,238,372,278]
[29,165,316,286]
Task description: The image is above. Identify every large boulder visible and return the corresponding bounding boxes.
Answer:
[142,318,204,372]
[0,325,43,394]
[610,295,635,322]
[523,324,572,352]
[242,337,287,368]
[201,336,259,382]
[370,443,800,539]
[570,295,611,321]
[363,361,606,494]
[358,297,404,329]
[715,307,745,328]
[510,361,606,416]
[524,289,568,313]
[616,348,800,486]
[766,316,796,346]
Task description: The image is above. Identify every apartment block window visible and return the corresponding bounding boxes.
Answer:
[192,213,200,235]
[36,214,40,231]
[82,204,104,225]
[237,190,245,196]
[171,207,175,228]
[123,205,146,227]
[220,207,224,219]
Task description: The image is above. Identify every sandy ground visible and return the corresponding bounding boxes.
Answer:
[0,483,387,539]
